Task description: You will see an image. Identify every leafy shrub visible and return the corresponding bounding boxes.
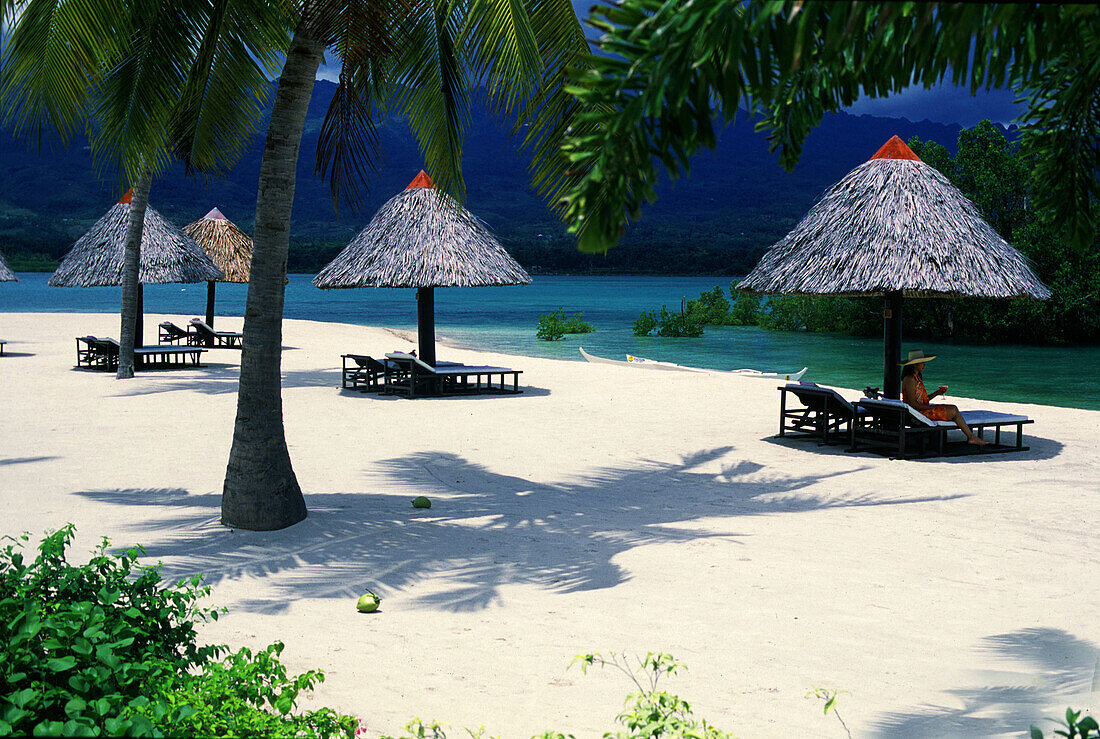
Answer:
[537,308,594,341]
[685,286,731,325]
[633,302,704,338]
[632,310,659,336]
[1031,707,1098,738]
[727,289,763,326]
[383,653,734,739]
[0,526,356,738]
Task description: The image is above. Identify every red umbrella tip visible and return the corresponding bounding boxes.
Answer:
[203,207,227,220]
[118,189,133,204]
[405,171,434,190]
[870,135,921,161]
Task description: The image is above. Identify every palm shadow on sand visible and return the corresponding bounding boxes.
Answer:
[869,628,1099,737]
[76,447,966,614]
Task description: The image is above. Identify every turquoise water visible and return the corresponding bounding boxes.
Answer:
[3,272,1098,410]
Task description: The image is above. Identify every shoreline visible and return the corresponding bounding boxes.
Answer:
[3,311,1098,737]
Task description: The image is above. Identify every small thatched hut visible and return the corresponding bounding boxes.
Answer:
[0,251,16,282]
[182,207,254,326]
[314,171,531,365]
[737,135,1049,396]
[49,190,222,345]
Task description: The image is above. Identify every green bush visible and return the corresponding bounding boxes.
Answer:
[633,302,704,338]
[727,289,763,326]
[537,308,594,341]
[0,526,357,738]
[632,311,659,336]
[685,286,731,325]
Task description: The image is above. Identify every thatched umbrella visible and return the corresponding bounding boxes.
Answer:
[0,251,16,282]
[737,135,1050,398]
[313,170,531,366]
[49,190,223,346]
[182,207,253,327]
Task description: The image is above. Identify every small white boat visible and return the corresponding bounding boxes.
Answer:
[579,347,807,381]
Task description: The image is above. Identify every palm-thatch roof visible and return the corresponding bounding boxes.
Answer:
[48,191,223,287]
[313,171,531,289]
[181,207,253,283]
[737,136,1051,300]
[0,251,15,282]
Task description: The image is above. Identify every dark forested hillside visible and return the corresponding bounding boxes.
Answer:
[0,80,977,273]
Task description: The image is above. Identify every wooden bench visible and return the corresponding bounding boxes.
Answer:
[851,397,1033,458]
[76,337,206,371]
[383,352,522,398]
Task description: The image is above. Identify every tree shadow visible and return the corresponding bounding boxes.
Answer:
[870,628,1099,737]
[74,448,966,615]
[0,456,61,466]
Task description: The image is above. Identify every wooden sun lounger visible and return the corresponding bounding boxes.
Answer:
[76,336,206,371]
[383,352,522,398]
[851,397,1033,458]
[189,319,243,349]
[0,340,6,356]
[341,354,397,392]
[779,382,861,445]
[158,321,193,345]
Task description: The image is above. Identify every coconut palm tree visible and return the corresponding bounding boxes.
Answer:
[5,0,591,529]
[1,0,288,377]
[218,0,591,531]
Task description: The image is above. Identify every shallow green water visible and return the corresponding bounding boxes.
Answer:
[3,273,1097,410]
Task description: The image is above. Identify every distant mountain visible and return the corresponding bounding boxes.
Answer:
[0,80,985,273]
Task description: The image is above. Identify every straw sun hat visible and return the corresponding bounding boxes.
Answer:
[900,349,937,366]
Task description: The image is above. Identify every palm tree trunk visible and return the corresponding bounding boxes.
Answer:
[117,169,151,379]
[220,29,324,531]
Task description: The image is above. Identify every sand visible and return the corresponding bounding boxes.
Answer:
[2,311,1097,738]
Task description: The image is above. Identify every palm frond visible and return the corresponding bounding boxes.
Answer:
[461,0,541,114]
[90,0,195,184]
[313,0,399,213]
[169,0,292,177]
[0,0,126,145]
[390,0,470,203]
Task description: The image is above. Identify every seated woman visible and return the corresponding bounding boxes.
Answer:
[900,349,988,446]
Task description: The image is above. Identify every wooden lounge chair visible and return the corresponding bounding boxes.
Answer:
[851,397,1033,458]
[189,319,243,349]
[158,321,194,345]
[341,354,393,392]
[778,382,860,445]
[75,336,206,370]
[383,352,522,398]
[76,336,118,370]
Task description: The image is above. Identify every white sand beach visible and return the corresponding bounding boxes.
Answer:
[2,311,1097,738]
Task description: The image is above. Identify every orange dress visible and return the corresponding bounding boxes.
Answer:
[913,376,949,421]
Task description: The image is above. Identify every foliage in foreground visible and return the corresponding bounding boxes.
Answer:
[0,526,356,738]
[537,308,595,341]
[382,653,736,739]
[1032,708,1099,739]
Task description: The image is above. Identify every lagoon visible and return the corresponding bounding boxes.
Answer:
[3,272,1097,410]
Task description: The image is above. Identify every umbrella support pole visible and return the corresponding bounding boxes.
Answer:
[136,282,144,349]
[206,281,216,327]
[883,291,902,399]
[416,287,436,367]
